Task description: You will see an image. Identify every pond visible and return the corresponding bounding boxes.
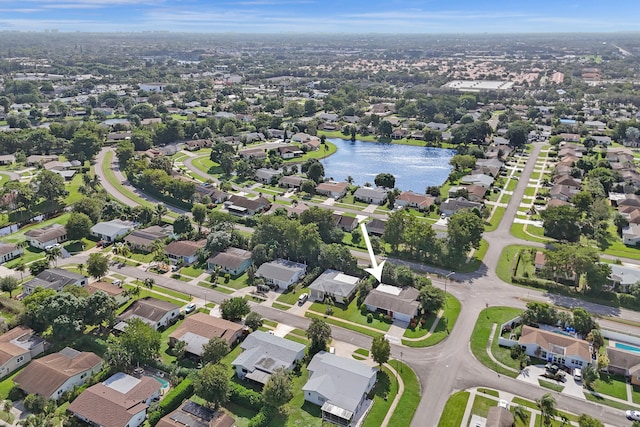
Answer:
[322,138,455,194]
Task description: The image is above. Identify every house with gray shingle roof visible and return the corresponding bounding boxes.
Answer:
[308,270,360,302]
[353,187,388,205]
[232,331,305,386]
[255,259,306,290]
[22,268,88,295]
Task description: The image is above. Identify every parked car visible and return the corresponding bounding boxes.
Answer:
[184,303,196,314]
[298,293,308,305]
[626,410,640,420]
[112,279,122,287]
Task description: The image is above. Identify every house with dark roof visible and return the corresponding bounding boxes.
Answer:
[124,225,173,253]
[86,281,129,305]
[24,224,67,249]
[303,351,377,427]
[224,195,271,216]
[308,270,360,303]
[0,327,45,379]
[232,331,306,386]
[157,400,235,427]
[115,297,180,331]
[165,239,206,265]
[0,243,22,265]
[207,247,252,276]
[169,312,244,357]
[518,325,591,369]
[460,173,494,188]
[605,347,640,377]
[353,187,388,205]
[439,197,483,216]
[255,259,307,290]
[255,168,282,184]
[486,406,514,427]
[364,284,420,323]
[22,268,88,295]
[14,347,102,400]
[332,213,358,232]
[278,175,308,189]
[365,219,386,236]
[68,372,161,427]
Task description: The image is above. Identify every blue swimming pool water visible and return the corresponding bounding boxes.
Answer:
[149,375,169,388]
[615,342,640,353]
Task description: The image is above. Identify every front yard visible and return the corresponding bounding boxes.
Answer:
[308,299,391,332]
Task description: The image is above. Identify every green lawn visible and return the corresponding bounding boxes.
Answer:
[437,391,470,427]
[362,367,397,427]
[506,179,518,191]
[496,245,535,283]
[477,388,499,397]
[485,207,506,232]
[538,379,564,392]
[0,369,22,400]
[180,265,206,278]
[305,312,381,338]
[276,284,305,305]
[469,307,522,377]
[388,361,420,426]
[191,156,222,176]
[510,223,553,243]
[5,246,46,268]
[590,373,628,400]
[272,302,291,311]
[123,284,189,306]
[470,394,497,418]
[402,294,461,347]
[309,299,391,332]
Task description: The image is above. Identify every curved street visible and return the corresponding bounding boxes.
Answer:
[94,143,640,426]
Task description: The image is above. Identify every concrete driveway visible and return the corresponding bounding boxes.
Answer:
[516,365,585,400]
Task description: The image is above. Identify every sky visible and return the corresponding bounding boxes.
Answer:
[0,0,639,33]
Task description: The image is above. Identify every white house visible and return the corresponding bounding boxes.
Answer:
[303,352,377,427]
[353,187,388,205]
[363,284,420,323]
[623,224,640,246]
[308,270,360,302]
[0,327,45,379]
[24,224,68,249]
[14,348,102,400]
[115,297,180,331]
[0,243,23,265]
[91,219,135,243]
[518,325,591,370]
[139,82,165,92]
[68,373,161,427]
[315,181,350,199]
[255,259,307,290]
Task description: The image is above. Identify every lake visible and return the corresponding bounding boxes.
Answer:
[322,138,455,194]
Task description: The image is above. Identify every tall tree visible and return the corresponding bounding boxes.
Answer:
[374,173,396,189]
[191,203,208,234]
[262,367,294,409]
[220,297,250,321]
[306,317,331,356]
[36,170,68,205]
[446,210,484,264]
[540,205,581,242]
[173,214,193,235]
[536,393,556,427]
[66,212,93,242]
[371,335,391,366]
[201,337,230,365]
[86,253,109,279]
[193,363,230,410]
[118,318,161,365]
[0,276,19,298]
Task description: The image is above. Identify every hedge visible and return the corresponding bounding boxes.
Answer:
[147,378,194,426]
[229,382,263,411]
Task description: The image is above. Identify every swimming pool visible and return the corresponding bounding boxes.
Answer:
[148,374,170,389]
[615,342,640,353]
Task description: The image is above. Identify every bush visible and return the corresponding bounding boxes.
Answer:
[366,313,373,323]
[359,303,367,312]
[229,382,263,411]
[224,273,231,284]
[325,306,334,316]
[7,385,23,401]
[384,314,392,323]
[248,406,274,427]
[171,273,181,279]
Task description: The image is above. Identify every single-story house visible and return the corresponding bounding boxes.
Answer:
[0,327,45,379]
[255,168,282,184]
[224,195,271,216]
[315,181,350,199]
[157,400,235,427]
[332,213,358,232]
[68,372,161,427]
[364,284,420,323]
[115,297,180,331]
[365,219,386,236]
[91,219,136,243]
[605,347,640,378]
[303,351,377,427]
[24,224,68,249]
[439,197,483,216]
[395,192,435,211]
[534,251,546,273]
[353,187,388,205]
[464,184,487,202]
[239,147,267,160]
[25,155,58,166]
[232,330,306,385]
[460,173,494,188]
[0,243,22,264]
[308,270,360,302]
[169,312,244,357]
[124,225,173,253]
[184,139,211,151]
[278,175,308,189]
[608,264,640,293]
[518,325,591,369]
[86,281,129,305]
[0,155,15,165]
[207,247,253,276]
[22,268,88,295]
[14,347,102,400]
[255,259,307,290]
[165,239,206,265]
[623,223,640,246]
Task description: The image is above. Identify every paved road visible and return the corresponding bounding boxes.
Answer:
[94,143,637,426]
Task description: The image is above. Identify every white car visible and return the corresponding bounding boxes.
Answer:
[184,303,196,314]
[498,399,509,410]
[627,410,640,421]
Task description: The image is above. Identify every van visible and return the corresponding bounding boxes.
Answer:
[573,368,582,382]
[297,293,308,305]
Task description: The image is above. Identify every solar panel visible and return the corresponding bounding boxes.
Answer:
[169,411,208,427]
[182,400,214,421]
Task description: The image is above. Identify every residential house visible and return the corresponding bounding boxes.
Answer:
[238,147,267,160]
[255,259,307,290]
[395,192,434,211]
[285,203,310,218]
[332,213,358,232]
[0,155,15,165]
[232,331,306,385]
[365,219,386,236]
[68,372,161,427]
[315,181,350,199]
[463,185,487,202]
[22,268,88,295]
[607,147,635,163]
[25,155,57,166]
[184,139,211,151]
[243,132,265,143]
[303,352,377,427]
[534,251,547,273]
[622,224,640,246]
[195,186,228,204]
[91,219,135,243]
[255,168,282,184]
[224,195,271,216]
[14,347,102,400]
[618,195,640,209]
[0,243,22,264]
[439,197,483,216]
[363,284,420,323]
[277,145,303,159]
[86,281,129,305]
[608,264,640,293]
[0,327,45,379]
[115,297,180,331]
[460,173,494,188]
[106,131,132,143]
[553,175,581,189]
[291,132,314,143]
[518,325,591,369]
[165,239,206,265]
[207,247,252,276]
[353,187,388,205]
[549,185,579,202]
[169,312,244,357]
[157,400,235,427]
[24,224,67,249]
[391,129,409,140]
[605,347,640,378]
[303,138,322,151]
[560,133,581,142]
[426,122,448,131]
[278,175,308,189]
[124,225,173,253]
[308,270,360,302]
[139,82,165,92]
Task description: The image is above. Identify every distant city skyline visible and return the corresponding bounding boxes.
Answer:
[0,0,638,33]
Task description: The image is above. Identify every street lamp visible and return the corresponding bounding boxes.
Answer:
[445,272,454,306]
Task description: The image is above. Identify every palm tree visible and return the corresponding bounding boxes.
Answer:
[3,399,12,414]
[536,393,556,427]
[14,262,25,281]
[126,285,141,298]
[144,277,155,290]
[77,263,84,276]
[46,246,62,267]
[155,204,168,224]
[513,405,528,424]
